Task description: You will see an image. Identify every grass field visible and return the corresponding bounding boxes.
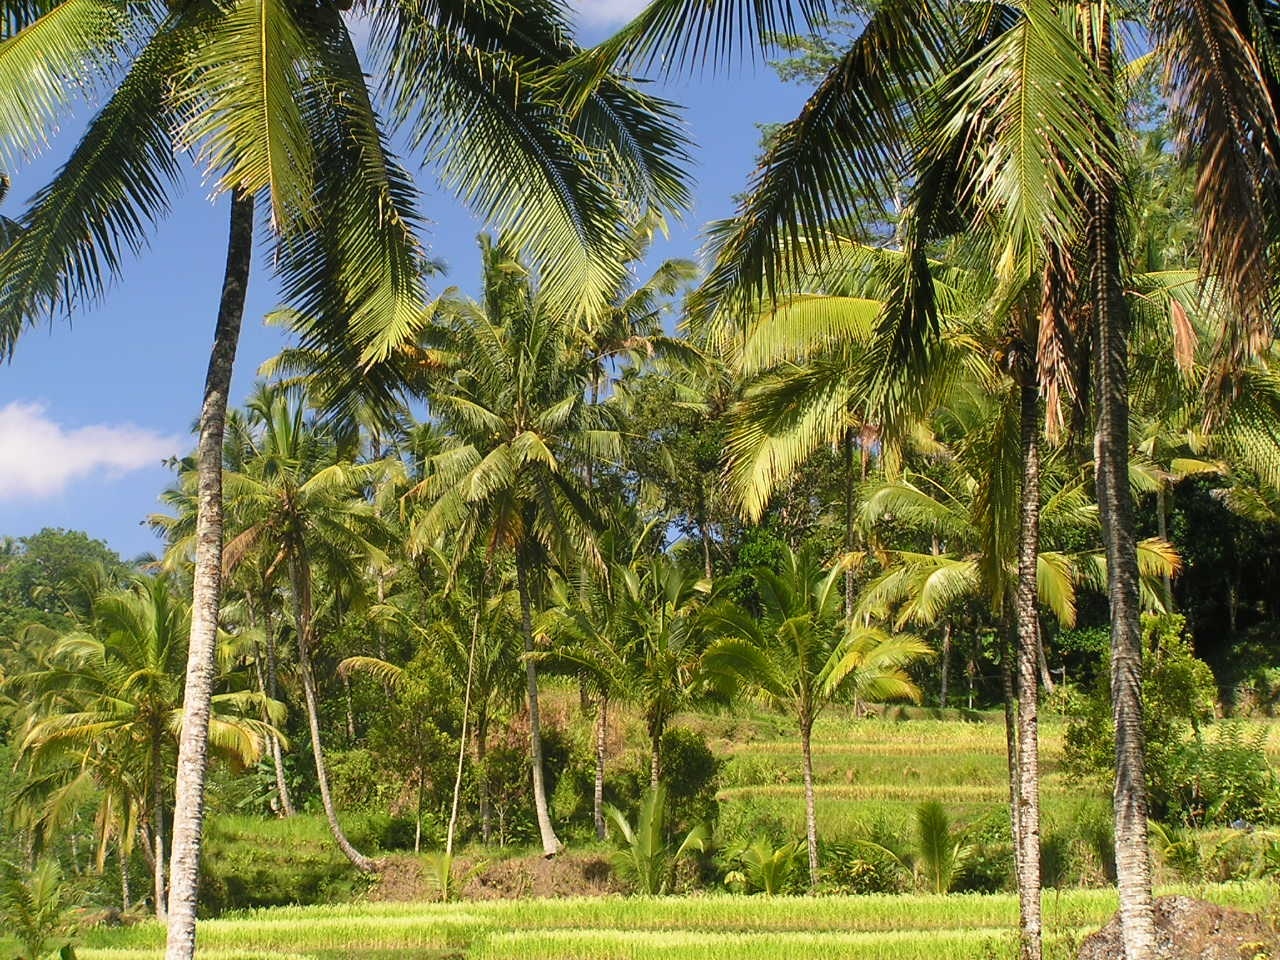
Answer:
[78,884,1280,959]
[36,712,1280,960]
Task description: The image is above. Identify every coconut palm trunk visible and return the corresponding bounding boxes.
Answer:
[165,188,253,960]
[151,738,167,922]
[1093,199,1156,959]
[515,553,561,856]
[843,428,857,616]
[1015,378,1042,960]
[649,722,662,789]
[1086,10,1155,957]
[594,694,608,840]
[249,599,294,817]
[287,554,376,872]
[1002,635,1021,878]
[800,713,819,890]
[477,714,492,844]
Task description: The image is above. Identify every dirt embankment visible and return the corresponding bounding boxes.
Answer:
[369,850,622,902]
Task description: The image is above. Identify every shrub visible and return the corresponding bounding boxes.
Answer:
[608,727,720,837]
[1060,613,1274,826]
[1160,724,1279,826]
[821,839,907,895]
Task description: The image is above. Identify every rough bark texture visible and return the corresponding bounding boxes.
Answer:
[164,189,253,960]
[800,716,819,890]
[594,695,608,840]
[289,554,376,873]
[516,556,561,856]
[1015,380,1043,960]
[1089,45,1156,960]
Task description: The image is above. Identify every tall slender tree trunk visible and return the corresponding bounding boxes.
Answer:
[515,554,561,856]
[249,601,294,817]
[342,675,356,744]
[800,714,819,891]
[1002,634,1021,882]
[152,740,167,922]
[1155,483,1174,611]
[120,844,131,913]
[165,189,253,960]
[650,724,662,789]
[1088,9,1155,951]
[940,622,952,708]
[261,607,296,816]
[288,555,376,872]
[843,429,857,616]
[446,603,480,857]
[1037,633,1055,693]
[696,488,714,579]
[1015,378,1043,960]
[477,714,491,845]
[594,694,608,840]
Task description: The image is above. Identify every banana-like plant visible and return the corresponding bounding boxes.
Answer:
[0,858,80,960]
[604,786,709,896]
[734,838,805,895]
[849,801,974,895]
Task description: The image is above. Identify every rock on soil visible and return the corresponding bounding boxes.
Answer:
[1078,896,1278,960]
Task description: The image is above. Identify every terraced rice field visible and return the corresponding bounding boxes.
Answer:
[713,713,1091,834]
[67,714,1280,959]
[80,884,1279,959]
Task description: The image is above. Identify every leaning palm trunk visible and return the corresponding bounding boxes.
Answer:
[1015,378,1042,960]
[515,555,561,856]
[1088,10,1155,950]
[800,715,819,891]
[165,189,253,960]
[288,555,376,872]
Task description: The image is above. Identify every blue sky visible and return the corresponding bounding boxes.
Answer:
[0,1,812,560]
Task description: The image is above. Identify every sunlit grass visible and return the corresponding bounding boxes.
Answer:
[77,884,1278,959]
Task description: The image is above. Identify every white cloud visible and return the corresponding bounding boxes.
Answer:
[569,0,649,26]
[0,402,181,500]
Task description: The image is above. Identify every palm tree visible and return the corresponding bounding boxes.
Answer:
[14,575,277,918]
[0,4,688,949]
[542,560,636,839]
[585,3,1280,954]
[219,389,395,871]
[613,555,721,788]
[406,236,620,856]
[704,544,929,890]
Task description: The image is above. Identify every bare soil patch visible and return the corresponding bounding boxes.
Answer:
[1079,896,1278,960]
